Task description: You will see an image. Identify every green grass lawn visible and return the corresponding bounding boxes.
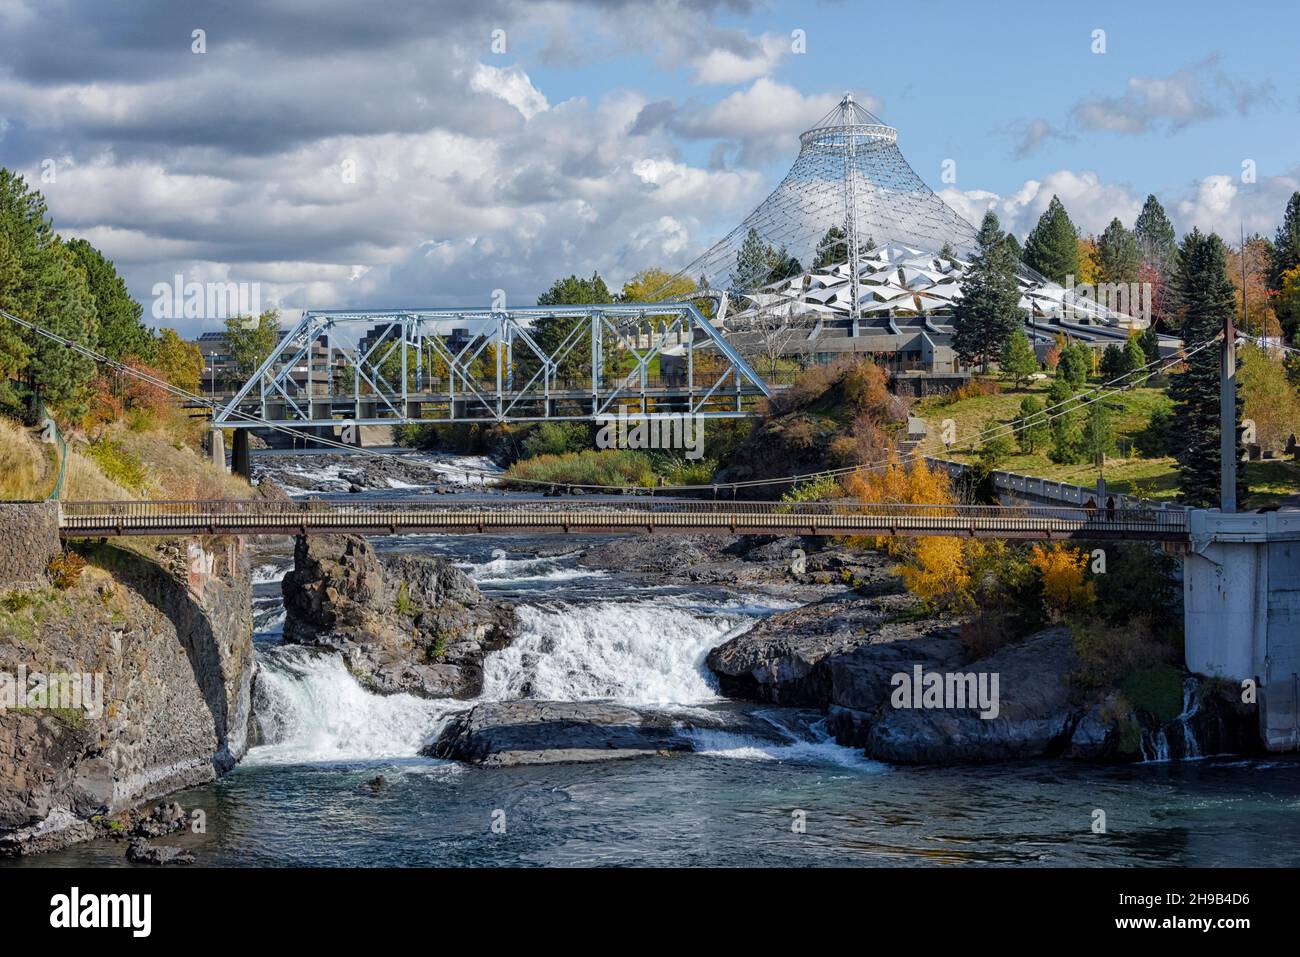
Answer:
[913,375,1300,508]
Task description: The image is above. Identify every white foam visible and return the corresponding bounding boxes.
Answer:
[480,599,753,706]
[461,553,606,585]
[684,727,884,769]
[247,647,456,765]
[253,563,289,585]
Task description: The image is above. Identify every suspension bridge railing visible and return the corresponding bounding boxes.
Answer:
[57,498,1191,540]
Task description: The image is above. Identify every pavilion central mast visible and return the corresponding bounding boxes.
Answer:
[841,93,863,321]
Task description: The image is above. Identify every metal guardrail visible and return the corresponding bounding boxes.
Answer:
[57,498,1191,541]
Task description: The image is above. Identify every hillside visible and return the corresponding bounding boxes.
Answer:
[0,414,249,503]
[914,376,1300,507]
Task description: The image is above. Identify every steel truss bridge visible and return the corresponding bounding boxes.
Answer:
[213,302,772,430]
[58,499,1191,543]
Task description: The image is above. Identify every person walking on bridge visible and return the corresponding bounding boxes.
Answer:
[1105,496,1116,522]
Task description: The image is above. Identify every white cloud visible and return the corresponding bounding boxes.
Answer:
[691,34,786,85]
[1070,56,1274,136]
[469,63,549,120]
[941,166,1300,244]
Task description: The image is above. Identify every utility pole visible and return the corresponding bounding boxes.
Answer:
[1220,225,1242,512]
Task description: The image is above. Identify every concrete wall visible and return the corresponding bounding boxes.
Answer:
[0,502,62,586]
[1184,510,1300,751]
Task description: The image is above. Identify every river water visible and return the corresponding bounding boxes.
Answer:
[18,452,1300,868]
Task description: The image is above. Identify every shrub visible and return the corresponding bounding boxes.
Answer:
[942,378,1001,405]
[781,474,843,502]
[1,590,36,613]
[85,437,149,493]
[395,580,413,616]
[521,421,590,459]
[48,551,87,590]
[1071,618,1177,691]
[1028,543,1094,619]
[1134,405,1173,457]
[1120,662,1186,723]
[503,449,657,489]
[1093,543,1181,634]
[978,432,1015,468]
[898,536,977,613]
[653,454,716,486]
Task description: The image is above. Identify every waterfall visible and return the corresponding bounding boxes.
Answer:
[248,646,458,765]
[1139,677,1203,763]
[479,598,757,706]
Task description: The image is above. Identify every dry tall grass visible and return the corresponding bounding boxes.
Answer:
[2,412,252,503]
[0,417,55,500]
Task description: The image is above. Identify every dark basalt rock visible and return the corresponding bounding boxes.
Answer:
[281,534,518,699]
[425,700,790,767]
[126,838,195,865]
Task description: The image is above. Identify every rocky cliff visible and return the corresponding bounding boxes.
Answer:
[0,533,254,856]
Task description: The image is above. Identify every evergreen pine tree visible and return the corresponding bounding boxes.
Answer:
[814,226,847,269]
[0,170,54,399]
[66,239,153,362]
[1123,334,1147,376]
[1134,195,1176,267]
[1272,191,1300,292]
[1097,218,1141,285]
[1099,343,1128,380]
[1081,400,1117,465]
[731,227,770,295]
[951,211,1026,371]
[1016,395,1049,453]
[1000,328,1038,389]
[1047,376,1083,463]
[529,272,615,381]
[30,240,98,416]
[0,171,98,416]
[1168,230,1246,507]
[1022,196,1080,285]
[1056,341,1090,388]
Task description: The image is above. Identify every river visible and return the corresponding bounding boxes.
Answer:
[17,451,1300,868]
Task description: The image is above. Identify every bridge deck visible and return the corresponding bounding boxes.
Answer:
[57,499,1191,542]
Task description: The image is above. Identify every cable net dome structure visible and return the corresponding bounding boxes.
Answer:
[676,93,982,301]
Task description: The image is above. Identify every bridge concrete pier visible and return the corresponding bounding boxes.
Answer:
[231,428,251,480]
[1184,510,1300,751]
[208,428,226,473]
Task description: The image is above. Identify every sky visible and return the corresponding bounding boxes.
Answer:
[1,0,1297,337]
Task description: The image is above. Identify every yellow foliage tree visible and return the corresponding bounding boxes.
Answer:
[153,328,204,394]
[1028,543,1095,618]
[899,536,981,613]
[844,454,955,555]
[1076,236,1101,285]
[620,268,697,303]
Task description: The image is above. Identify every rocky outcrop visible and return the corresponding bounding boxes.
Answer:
[706,591,960,707]
[281,534,518,698]
[0,539,254,856]
[861,628,1079,763]
[706,592,1258,764]
[425,700,788,767]
[126,838,194,865]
